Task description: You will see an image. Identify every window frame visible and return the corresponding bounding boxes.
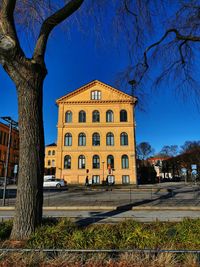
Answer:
[120,110,128,122]
[121,154,129,169]
[78,155,86,169]
[120,132,128,146]
[65,111,72,123]
[64,133,72,146]
[79,110,86,123]
[106,110,114,122]
[64,155,71,169]
[92,110,100,122]
[106,132,114,146]
[92,132,100,146]
[92,155,100,169]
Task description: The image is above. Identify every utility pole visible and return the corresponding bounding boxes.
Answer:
[1,117,18,206]
[128,80,138,186]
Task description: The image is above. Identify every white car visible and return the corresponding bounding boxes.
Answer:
[43,178,66,188]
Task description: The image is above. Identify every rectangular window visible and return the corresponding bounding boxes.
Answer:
[91,91,101,100]
[122,175,130,184]
[92,175,100,184]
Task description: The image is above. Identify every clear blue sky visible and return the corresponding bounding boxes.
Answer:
[0,25,199,154]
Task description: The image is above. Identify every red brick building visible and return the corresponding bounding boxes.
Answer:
[0,122,19,178]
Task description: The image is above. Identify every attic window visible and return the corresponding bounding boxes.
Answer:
[91,90,101,100]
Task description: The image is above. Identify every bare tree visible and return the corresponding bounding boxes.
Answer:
[0,0,84,240]
[120,1,200,106]
[136,142,154,160]
[160,145,179,157]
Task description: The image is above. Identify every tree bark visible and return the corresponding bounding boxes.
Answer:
[10,65,46,240]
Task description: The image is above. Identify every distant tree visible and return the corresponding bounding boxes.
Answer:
[136,142,154,160]
[181,141,200,153]
[160,145,179,157]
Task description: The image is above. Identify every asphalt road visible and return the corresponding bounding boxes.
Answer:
[1,182,200,224]
[0,209,200,225]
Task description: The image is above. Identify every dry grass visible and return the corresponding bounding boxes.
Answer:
[0,252,199,267]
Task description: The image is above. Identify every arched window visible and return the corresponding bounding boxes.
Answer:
[79,110,86,122]
[121,155,129,169]
[52,159,55,167]
[106,110,114,122]
[78,133,86,146]
[78,155,85,169]
[106,132,114,146]
[48,150,51,156]
[65,111,72,123]
[120,132,128,146]
[52,150,55,155]
[107,155,114,169]
[47,160,51,166]
[64,155,71,169]
[92,110,100,122]
[64,133,72,146]
[120,110,127,122]
[92,133,100,146]
[93,155,100,169]
[91,90,101,100]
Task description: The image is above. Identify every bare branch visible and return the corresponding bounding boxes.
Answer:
[33,0,84,61]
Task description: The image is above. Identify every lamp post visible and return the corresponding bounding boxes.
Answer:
[102,161,105,183]
[1,116,18,206]
[128,80,138,186]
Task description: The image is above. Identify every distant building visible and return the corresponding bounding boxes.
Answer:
[44,143,57,175]
[53,80,137,185]
[0,122,19,178]
[147,156,172,179]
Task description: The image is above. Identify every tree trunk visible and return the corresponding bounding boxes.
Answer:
[10,71,45,240]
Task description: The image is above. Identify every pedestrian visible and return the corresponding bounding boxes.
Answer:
[85,176,89,186]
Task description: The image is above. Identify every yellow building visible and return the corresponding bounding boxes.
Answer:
[55,80,137,185]
[44,143,57,175]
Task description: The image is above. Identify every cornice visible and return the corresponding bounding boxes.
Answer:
[58,99,136,105]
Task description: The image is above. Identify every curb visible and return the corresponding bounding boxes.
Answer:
[1,206,200,211]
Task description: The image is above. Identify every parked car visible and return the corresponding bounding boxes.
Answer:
[43,178,66,188]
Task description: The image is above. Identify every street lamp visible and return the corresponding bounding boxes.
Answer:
[128,80,138,186]
[1,116,18,206]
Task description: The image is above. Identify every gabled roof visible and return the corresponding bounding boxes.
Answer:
[56,80,137,104]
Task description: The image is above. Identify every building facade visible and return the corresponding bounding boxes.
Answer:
[44,143,57,175]
[0,122,19,178]
[55,80,137,185]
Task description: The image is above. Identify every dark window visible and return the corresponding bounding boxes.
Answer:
[79,110,86,122]
[122,155,129,169]
[64,133,72,146]
[106,110,114,122]
[93,155,100,169]
[92,133,100,146]
[65,111,72,123]
[52,150,55,155]
[92,110,100,122]
[64,155,71,169]
[120,132,128,146]
[78,155,85,169]
[120,110,127,122]
[48,160,51,166]
[106,132,114,146]
[78,133,86,146]
[107,155,114,169]
[48,150,51,156]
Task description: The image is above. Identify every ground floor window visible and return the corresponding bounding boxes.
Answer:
[92,175,100,184]
[107,175,115,185]
[122,175,130,184]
